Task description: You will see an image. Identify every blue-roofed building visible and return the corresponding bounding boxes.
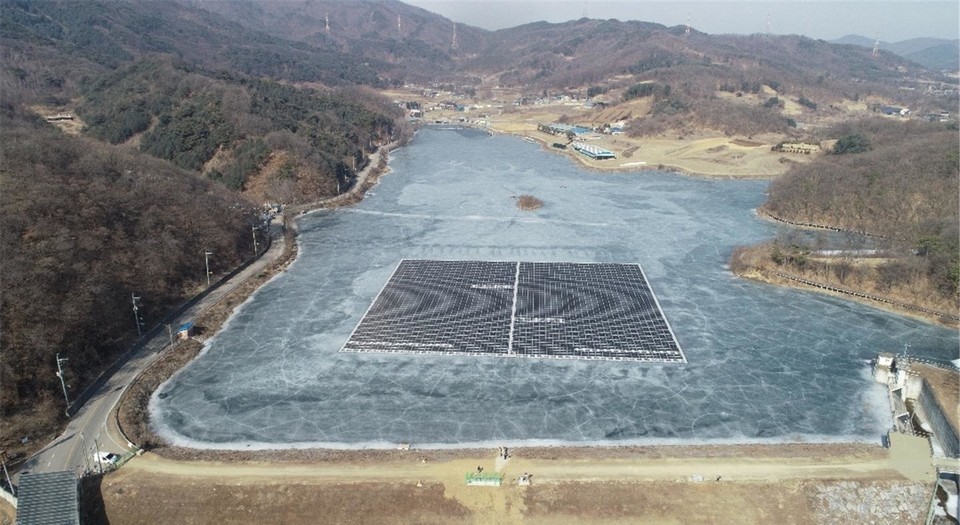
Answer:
[539,123,596,137]
[571,142,616,160]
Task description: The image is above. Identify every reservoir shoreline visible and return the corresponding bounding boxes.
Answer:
[131,130,956,454]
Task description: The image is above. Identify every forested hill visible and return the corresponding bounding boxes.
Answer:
[766,119,958,242]
[1,0,384,84]
[2,0,405,204]
[176,1,948,98]
[190,1,949,105]
[75,58,401,201]
[1,105,258,446]
[185,0,488,80]
[831,35,960,72]
[0,0,405,455]
[480,19,932,97]
[763,118,959,300]
[174,1,955,138]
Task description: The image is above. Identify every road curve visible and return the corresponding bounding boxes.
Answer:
[17,140,397,480]
[18,226,286,479]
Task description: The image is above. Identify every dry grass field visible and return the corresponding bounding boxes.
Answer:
[383,87,837,179]
[81,440,936,524]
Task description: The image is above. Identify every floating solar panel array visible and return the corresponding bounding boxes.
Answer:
[342,260,686,363]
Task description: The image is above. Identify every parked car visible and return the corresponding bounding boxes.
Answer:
[93,451,120,467]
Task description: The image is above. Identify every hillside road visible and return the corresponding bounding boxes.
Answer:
[17,225,285,479]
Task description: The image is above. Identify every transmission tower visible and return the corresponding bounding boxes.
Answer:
[325,12,330,34]
[451,21,459,49]
[398,15,401,35]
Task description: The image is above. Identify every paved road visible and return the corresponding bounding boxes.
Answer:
[16,141,395,481]
[18,225,286,479]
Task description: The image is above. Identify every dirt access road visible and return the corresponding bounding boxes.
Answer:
[88,440,939,524]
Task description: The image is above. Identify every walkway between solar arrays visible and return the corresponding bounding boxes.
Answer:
[15,223,287,481]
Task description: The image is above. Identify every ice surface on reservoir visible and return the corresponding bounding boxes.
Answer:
[151,128,959,449]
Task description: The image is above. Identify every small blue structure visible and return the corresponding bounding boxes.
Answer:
[177,321,194,340]
[539,123,594,136]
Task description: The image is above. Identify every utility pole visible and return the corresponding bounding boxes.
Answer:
[93,435,104,475]
[252,225,259,256]
[55,352,71,413]
[131,293,143,338]
[204,249,213,287]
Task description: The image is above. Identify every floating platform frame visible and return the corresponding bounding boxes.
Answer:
[341,260,686,363]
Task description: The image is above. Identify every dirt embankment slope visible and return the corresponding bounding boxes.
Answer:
[89,441,933,525]
[729,241,959,328]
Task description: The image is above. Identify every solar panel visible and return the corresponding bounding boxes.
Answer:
[341,260,685,363]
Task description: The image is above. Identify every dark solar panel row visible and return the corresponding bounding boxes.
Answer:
[344,260,515,355]
[512,262,683,361]
[341,260,685,363]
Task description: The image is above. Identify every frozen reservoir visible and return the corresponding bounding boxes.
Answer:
[151,128,959,449]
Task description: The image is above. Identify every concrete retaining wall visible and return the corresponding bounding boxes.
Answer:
[919,380,960,458]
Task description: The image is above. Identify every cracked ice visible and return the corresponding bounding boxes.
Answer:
[150,128,959,449]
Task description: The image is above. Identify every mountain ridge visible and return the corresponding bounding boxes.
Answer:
[831,34,959,71]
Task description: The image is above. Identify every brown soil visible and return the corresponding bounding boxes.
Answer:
[517,194,544,210]
[242,150,333,205]
[28,104,85,136]
[91,442,930,525]
[0,498,14,525]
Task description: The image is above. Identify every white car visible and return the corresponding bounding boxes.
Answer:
[93,451,120,467]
